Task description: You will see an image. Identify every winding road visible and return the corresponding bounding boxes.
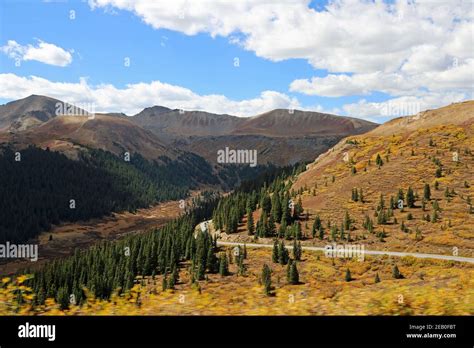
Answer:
[216,241,474,264]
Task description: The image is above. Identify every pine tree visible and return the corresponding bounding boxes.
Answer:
[397,188,404,203]
[318,226,325,240]
[267,215,276,236]
[406,187,415,208]
[271,193,282,223]
[293,240,302,261]
[392,265,402,279]
[344,211,351,230]
[272,239,279,263]
[431,210,438,223]
[345,268,352,282]
[57,286,70,310]
[423,183,431,201]
[351,188,359,202]
[261,264,272,295]
[294,197,304,219]
[278,218,287,238]
[330,225,337,241]
[168,272,176,289]
[206,247,218,273]
[261,194,272,215]
[294,222,302,240]
[278,241,289,265]
[219,253,229,276]
[432,199,440,211]
[312,215,321,238]
[378,194,385,211]
[376,154,383,167]
[288,261,299,284]
[246,208,254,235]
[162,275,168,291]
[339,222,345,240]
[374,273,380,283]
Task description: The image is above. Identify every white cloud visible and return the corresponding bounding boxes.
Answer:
[87,0,474,116]
[0,73,302,117]
[0,73,468,122]
[88,0,473,73]
[1,40,72,67]
[342,92,470,120]
[289,58,474,98]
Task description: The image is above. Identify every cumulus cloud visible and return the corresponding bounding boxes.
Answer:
[87,0,474,119]
[342,93,469,121]
[88,0,473,73]
[0,73,302,116]
[290,59,474,98]
[1,40,73,67]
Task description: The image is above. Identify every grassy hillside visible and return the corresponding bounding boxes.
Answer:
[291,102,474,256]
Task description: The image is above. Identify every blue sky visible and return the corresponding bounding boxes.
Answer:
[0,0,472,121]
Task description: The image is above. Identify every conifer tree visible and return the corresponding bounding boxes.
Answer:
[318,226,325,240]
[397,189,404,203]
[294,222,302,240]
[344,211,351,230]
[392,265,402,279]
[378,194,385,211]
[278,217,287,238]
[271,193,282,223]
[292,240,302,261]
[288,260,299,284]
[272,239,279,263]
[162,275,168,291]
[261,264,272,295]
[406,187,415,208]
[267,215,276,236]
[312,215,321,238]
[330,225,337,241]
[294,197,304,219]
[423,183,431,201]
[219,253,229,276]
[431,210,438,223]
[261,194,272,215]
[206,247,218,273]
[374,273,380,283]
[376,154,383,167]
[345,268,352,282]
[246,208,254,235]
[278,241,289,265]
[237,255,246,276]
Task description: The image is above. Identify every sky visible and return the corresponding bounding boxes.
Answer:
[0,0,472,123]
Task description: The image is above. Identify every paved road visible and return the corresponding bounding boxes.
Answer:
[217,241,474,264]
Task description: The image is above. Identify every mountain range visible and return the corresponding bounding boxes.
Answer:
[0,95,376,166]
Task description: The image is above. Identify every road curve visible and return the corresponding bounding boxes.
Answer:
[216,241,474,264]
